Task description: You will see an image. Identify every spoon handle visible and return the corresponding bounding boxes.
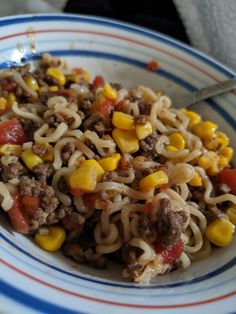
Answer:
[173,78,236,108]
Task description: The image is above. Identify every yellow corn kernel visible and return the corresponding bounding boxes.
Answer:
[24,76,39,91]
[7,92,16,108]
[218,156,228,168]
[135,121,153,140]
[156,91,163,97]
[44,144,54,162]
[206,154,228,176]
[203,139,216,150]
[188,171,202,186]
[0,144,22,157]
[39,87,48,94]
[207,164,220,176]
[80,159,105,180]
[165,145,178,152]
[21,149,43,170]
[112,111,134,130]
[215,131,229,147]
[49,85,58,92]
[192,121,217,140]
[46,67,66,86]
[103,83,117,100]
[67,74,79,83]
[98,153,121,171]
[35,226,65,252]
[226,205,236,225]
[168,133,185,150]
[206,219,235,247]
[112,128,139,154]
[139,170,168,193]
[68,70,90,83]
[161,117,174,126]
[35,143,54,162]
[82,70,90,83]
[181,109,201,128]
[197,151,219,169]
[204,131,229,150]
[69,166,98,191]
[219,146,233,162]
[0,97,7,110]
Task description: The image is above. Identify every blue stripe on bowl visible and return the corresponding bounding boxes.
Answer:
[1,49,235,129]
[0,14,235,78]
[0,37,235,112]
[0,279,85,314]
[1,240,236,298]
[1,231,236,290]
[0,38,212,88]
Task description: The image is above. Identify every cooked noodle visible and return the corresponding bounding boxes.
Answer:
[0,54,235,284]
[0,182,14,211]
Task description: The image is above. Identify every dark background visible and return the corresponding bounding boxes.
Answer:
[64,0,189,43]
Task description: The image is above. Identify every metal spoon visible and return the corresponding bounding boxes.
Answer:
[172,78,236,108]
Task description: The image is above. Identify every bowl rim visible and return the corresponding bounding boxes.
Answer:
[0,12,235,77]
[0,12,236,313]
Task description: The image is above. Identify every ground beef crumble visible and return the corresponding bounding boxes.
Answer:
[137,100,152,115]
[46,205,74,225]
[20,119,40,141]
[78,98,92,117]
[134,115,147,125]
[57,177,69,193]
[61,142,76,163]
[139,132,159,158]
[0,160,26,183]
[82,114,108,137]
[32,144,47,157]
[19,176,59,230]
[44,112,75,128]
[62,212,85,231]
[138,212,155,242]
[122,246,143,280]
[63,243,106,268]
[205,205,228,223]
[157,198,188,248]
[33,163,54,182]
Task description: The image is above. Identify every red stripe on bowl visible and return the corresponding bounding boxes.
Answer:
[0,258,235,309]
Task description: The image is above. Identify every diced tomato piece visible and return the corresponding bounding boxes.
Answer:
[142,203,153,216]
[7,192,30,234]
[0,118,26,144]
[147,60,159,72]
[92,76,105,90]
[2,81,16,92]
[218,168,236,195]
[21,195,39,216]
[0,108,11,116]
[160,183,169,191]
[160,165,168,173]
[72,67,83,74]
[82,193,97,209]
[115,101,125,112]
[91,98,114,127]
[57,89,77,98]
[69,187,84,197]
[155,239,184,264]
[99,99,114,116]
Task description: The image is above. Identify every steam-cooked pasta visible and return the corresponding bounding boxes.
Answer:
[0,54,235,284]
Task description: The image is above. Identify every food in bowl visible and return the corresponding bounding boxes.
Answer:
[0,54,235,283]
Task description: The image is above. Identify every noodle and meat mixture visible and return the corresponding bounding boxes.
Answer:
[0,54,235,283]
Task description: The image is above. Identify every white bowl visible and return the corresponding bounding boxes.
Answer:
[0,13,235,314]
